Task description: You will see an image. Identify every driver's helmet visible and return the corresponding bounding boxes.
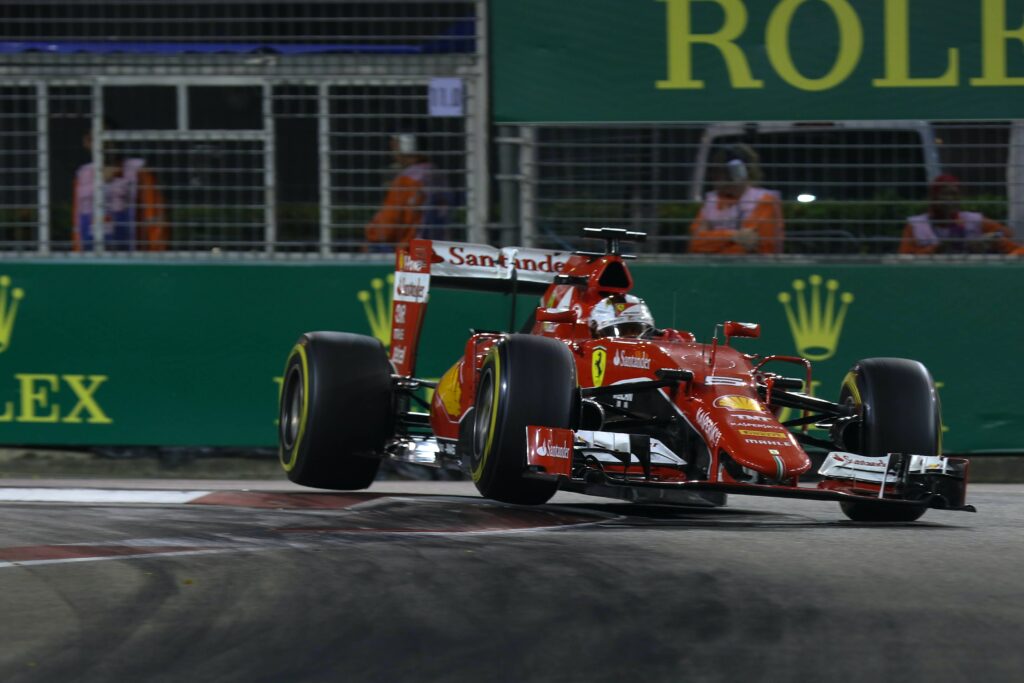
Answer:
[589,294,655,338]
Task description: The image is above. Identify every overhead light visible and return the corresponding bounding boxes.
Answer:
[797,194,816,203]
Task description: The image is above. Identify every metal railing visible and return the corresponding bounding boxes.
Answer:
[0,1,1021,258]
[0,0,487,257]
[496,120,1023,256]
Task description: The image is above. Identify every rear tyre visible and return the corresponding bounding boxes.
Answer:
[470,335,578,505]
[837,357,940,522]
[278,332,393,489]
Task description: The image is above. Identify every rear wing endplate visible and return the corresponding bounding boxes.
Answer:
[387,239,573,375]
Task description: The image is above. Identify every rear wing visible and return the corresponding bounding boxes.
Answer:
[388,239,573,375]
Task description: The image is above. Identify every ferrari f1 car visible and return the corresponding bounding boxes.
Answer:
[278,228,973,522]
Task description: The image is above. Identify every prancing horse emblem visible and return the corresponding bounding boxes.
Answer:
[591,347,607,387]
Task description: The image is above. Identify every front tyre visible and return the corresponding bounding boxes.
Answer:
[838,357,940,522]
[279,332,394,489]
[470,335,578,505]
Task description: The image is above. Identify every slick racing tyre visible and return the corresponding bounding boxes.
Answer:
[470,335,578,505]
[837,358,940,522]
[279,332,394,489]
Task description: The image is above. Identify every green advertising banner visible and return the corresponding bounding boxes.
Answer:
[491,0,1024,122]
[0,261,1021,452]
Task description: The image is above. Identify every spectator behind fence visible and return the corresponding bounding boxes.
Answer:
[73,122,168,251]
[900,174,1020,255]
[364,133,450,251]
[689,144,784,255]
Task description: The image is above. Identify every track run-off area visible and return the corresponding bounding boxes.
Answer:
[1,480,1021,682]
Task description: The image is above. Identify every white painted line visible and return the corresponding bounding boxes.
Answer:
[0,488,212,504]
[0,547,244,569]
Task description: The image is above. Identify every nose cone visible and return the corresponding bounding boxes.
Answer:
[718,416,812,482]
[772,446,813,481]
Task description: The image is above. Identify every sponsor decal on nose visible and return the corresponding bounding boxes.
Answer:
[738,429,788,438]
[695,407,721,447]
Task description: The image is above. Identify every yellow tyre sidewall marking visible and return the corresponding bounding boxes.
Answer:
[841,371,861,407]
[280,343,310,472]
[472,348,501,482]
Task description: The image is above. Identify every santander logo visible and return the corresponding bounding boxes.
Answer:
[833,454,888,468]
[443,245,568,273]
[396,281,426,299]
[613,349,651,369]
[393,272,429,303]
[403,258,426,272]
[536,441,571,459]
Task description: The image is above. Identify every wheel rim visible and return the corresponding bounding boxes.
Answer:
[280,364,304,450]
[473,367,494,459]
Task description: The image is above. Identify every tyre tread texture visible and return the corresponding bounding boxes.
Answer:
[281,332,392,490]
[472,334,577,505]
[839,357,939,522]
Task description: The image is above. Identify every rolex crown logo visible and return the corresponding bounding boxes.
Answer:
[357,274,394,347]
[0,275,25,354]
[777,274,853,361]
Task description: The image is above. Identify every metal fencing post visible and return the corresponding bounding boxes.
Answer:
[496,125,519,247]
[466,0,489,245]
[35,81,49,255]
[91,81,104,254]
[318,83,331,255]
[263,82,276,253]
[176,83,188,132]
[518,125,537,248]
[465,78,489,245]
[1009,121,1024,241]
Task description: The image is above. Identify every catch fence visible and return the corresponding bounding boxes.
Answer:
[0,1,1021,256]
[0,0,488,255]
[496,120,1023,255]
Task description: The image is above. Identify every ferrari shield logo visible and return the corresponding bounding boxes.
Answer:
[591,347,607,387]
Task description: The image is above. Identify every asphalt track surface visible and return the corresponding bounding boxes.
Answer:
[1,480,1021,683]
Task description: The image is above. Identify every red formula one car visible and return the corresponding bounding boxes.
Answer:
[278,228,973,522]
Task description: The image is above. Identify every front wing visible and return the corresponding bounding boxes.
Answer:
[526,426,975,513]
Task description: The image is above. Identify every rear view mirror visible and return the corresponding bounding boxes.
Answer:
[724,321,760,340]
[536,307,577,323]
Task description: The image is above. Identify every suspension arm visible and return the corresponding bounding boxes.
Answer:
[580,369,694,400]
[759,388,850,417]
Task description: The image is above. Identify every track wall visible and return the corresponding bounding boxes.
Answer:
[0,261,1019,452]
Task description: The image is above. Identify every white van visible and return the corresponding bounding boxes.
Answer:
[687,121,943,252]
[690,120,942,203]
